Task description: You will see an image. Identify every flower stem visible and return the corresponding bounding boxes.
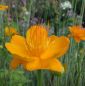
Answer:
[37,70,43,86]
[80,0,85,25]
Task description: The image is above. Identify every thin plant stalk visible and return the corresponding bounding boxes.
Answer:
[80,0,85,25]
[37,70,43,86]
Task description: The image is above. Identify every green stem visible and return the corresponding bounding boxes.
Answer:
[37,70,43,86]
[80,0,85,25]
[72,0,78,25]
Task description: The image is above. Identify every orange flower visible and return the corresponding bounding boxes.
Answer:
[5,27,19,36]
[0,5,8,11]
[5,25,70,73]
[69,25,85,43]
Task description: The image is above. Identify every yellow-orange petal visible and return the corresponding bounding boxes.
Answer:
[73,36,80,43]
[10,55,38,69]
[5,27,10,36]
[5,35,29,59]
[48,35,58,43]
[10,28,18,35]
[25,58,41,71]
[41,36,70,59]
[0,5,8,11]
[10,58,20,69]
[5,27,18,36]
[80,36,85,40]
[78,33,85,41]
[69,26,85,42]
[69,26,81,33]
[26,25,48,56]
[46,58,64,73]
[25,58,64,73]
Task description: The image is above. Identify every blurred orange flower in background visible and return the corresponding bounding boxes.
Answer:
[5,25,70,73]
[5,27,19,36]
[69,25,85,43]
[0,5,8,11]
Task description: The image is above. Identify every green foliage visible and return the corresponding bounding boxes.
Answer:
[0,69,31,86]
